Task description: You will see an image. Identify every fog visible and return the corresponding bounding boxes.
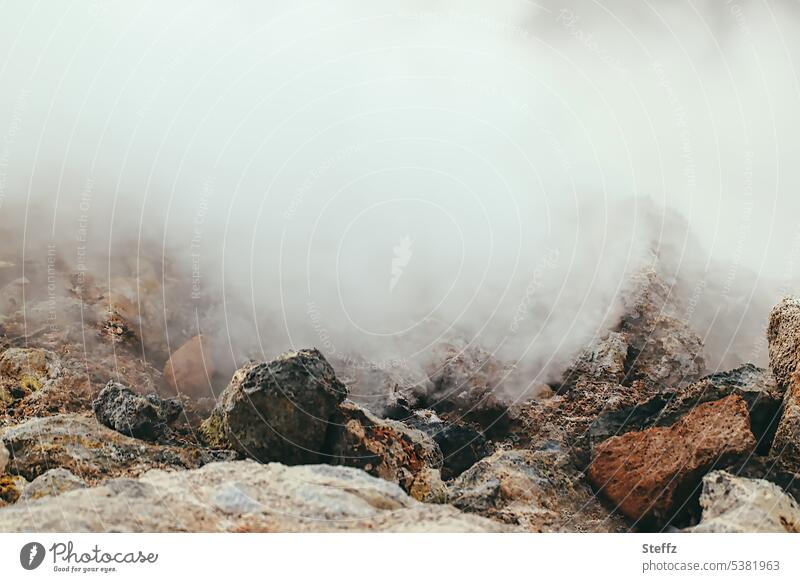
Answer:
[1,0,799,396]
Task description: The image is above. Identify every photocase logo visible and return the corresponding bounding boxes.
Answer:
[20,542,46,570]
[389,235,413,293]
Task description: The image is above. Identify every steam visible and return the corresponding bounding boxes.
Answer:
[1,0,799,398]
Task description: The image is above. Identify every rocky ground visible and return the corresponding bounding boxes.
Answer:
[1,257,799,533]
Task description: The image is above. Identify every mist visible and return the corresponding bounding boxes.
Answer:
[1,0,799,398]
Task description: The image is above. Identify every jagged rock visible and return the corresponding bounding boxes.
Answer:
[448,448,629,532]
[0,414,232,483]
[401,409,490,480]
[163,335,214,398]
[408,466,448,503]
[562,332,629,387]
[421,343,512,434]
[212,349,347,465]
[0,461,508,532]
[771,372,800,473]
[328,400,443,492]
[768,296,800,389]
[0,474,27,506]
[589,364,784,454]
[720,456,800,503]
[617,268,707,389]
[588,395,756,528]
[92,381,182,441]
[0,443,8,474]
[692,471,800,533]
[19,468,86,501]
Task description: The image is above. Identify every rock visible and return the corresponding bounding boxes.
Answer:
[617,268,707,389]
[408,466,448,503]
[0,443,8,474]
[692,471,800,533]
[0,347,62,404]
[0,461,508,532]
[163,335,214,398]
[401,409,490,480]
[562,332,629,387]
[0,474,27,506]
[92,380,182,441]
[213,349,347,465]
[589,364,784,454]
[771,371,800,473]
[588,395,756,528]
[421,343,513,434]
[328,400,443,492]
[0,414,232,483]
[448,448,629,532]
[19,468,86,501]
[768,296,800,389]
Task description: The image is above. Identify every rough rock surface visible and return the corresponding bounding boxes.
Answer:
[0,347,62,405]
[19,468,86,501]
[589,365,784,454]
[0,461,508,532]
[767,296,800,389]
[771,372,800,473]
[588,395,756,527]
[0,474,27,506]
[0,414,232,483]
[562,332,629,387]
[692,471,800,533]
[210,349,347,465]
[329,400,443,494]
[163,335,214,398]
[448,448,629,532]
[0,442,8,474]
[93,381,182,441]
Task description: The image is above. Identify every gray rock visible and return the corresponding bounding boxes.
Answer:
[562,332,629,387]
[448,448,629,532]
[19,468,85,501]
[92,380,182,441]
[768,296,800,389]
[0,461,508,532]
[692,471,800,533]
[212,348,347,465]
[0,413,232,483]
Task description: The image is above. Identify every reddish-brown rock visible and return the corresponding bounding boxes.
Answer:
[163,335,214,398]
[588,395,756,527]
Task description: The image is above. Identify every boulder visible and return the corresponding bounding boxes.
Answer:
[771,371,800,473]
[588,395,756,528]
[328,400,443,494]
[92,380,182,441]
[767,296,800,389]
[589,365,784,454]
[0,461,508,532]
[0,347,62,404]
[19,468,86,501]
[0,414,232,483]
[692,471,800,533]
[212,349,347,465]
[448,448,629,532]
[163,335,214,398]
[561,332,629,387]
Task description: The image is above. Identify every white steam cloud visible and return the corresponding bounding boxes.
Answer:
[1,0,799,396]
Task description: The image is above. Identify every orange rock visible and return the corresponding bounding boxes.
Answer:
[163,335,214,398]
[588,394,755,527]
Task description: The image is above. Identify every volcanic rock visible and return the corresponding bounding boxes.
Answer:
[19,468,86,501]
[767,296,800,389]
[562,332,629,387]
[0,461,508,532]
[0,347,62,405]
[771,371,800,473]
[588,395,756,528]
[0,414,232,483]
[211,348,347,465]
[328,400,443,494]
[163,335,214,398]
[0,474,27,506]
[92,380,182,441]
[589,364,784,454]
[692,471,800,533]
[448,448,629,532]
[0,442,8,474]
